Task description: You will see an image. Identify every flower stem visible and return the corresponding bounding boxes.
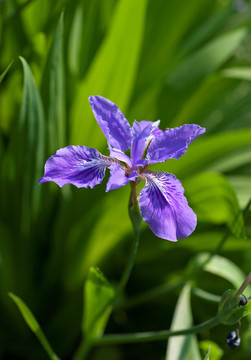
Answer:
[122,281,185,308]
[94,316,220,345]
[73,339,93,360]
[73,183,141,360]
[235,272,251,297]
[116,182,141,295]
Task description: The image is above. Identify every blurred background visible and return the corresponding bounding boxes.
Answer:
[0,0,251,359]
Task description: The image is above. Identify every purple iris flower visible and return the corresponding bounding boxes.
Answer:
[40,96,205,241]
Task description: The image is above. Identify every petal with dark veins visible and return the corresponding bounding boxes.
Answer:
[139,171,197,241]
[40,146,112,188]
[89,95,132,152]
[147,124,205,163]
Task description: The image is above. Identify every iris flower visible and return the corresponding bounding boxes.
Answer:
[40,96,205,241]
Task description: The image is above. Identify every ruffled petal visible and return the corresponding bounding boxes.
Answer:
[89,95,132,152]
[147,124,206,163]
[139,171,197,241]
[40,146,112,188]
[106,162,138,192]
[131,120,160,166]
[109,147,132,168]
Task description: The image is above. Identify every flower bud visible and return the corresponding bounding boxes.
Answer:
[226,331,241,349]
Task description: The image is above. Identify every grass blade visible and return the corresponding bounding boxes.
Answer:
[9,293,60,360]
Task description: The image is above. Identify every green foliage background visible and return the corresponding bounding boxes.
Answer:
[0,0,251,359]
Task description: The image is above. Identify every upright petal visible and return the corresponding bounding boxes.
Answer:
[147,124,205,163]
[106,162,138,192]
[89,95,132,152]
[139,171,197,241]
[40,146,112,188]
[131,120,160,166]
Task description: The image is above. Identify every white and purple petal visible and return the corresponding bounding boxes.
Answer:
[39,146,112,188]
[109,146,132,168]
[130,120,160,166]
[89,95,132,152]
[139,171,197,241]
[106,162,138,192]
[147,124,206,163]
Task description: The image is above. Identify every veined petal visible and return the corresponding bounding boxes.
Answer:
[147,124,205,163]
[109,147,132,168]
[139,171,197,241]
[131,120,160,166]
[106,162,138,192]
[39,146,112,188]
[89,95,132,152]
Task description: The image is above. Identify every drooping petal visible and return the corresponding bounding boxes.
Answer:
[109,147,132,168]
[89,95,132,152]
[106,162,138,192]
[147,124,206,163]
[131,120,160,166]
[40,146,112,188]
[139,171,197,241]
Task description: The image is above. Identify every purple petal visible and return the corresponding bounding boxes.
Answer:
[109,147,132,168]
[40,146,112,188]
[89,95,132,152]
[131,120,160,166]
[106,162,138,192]
[147,124,206,163]
[139,171,197,241]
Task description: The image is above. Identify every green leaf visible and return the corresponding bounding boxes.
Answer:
[41,12,65,152]
[166,285,201,360]
[203,346,210,360]
[184,172,244,237]
[9,293,59,360]
[168,28,248,88]
[217,289,251,325]
[64,186,131,288]
[192,253,249,291]
[68,0,102,78]
[83,267,115,340]
[221,67,251,81]
[70,0,147,145]
[14,57,45,235]
[200,341,223,360]
[177,230,251,252]
[157,128,251,180]
[0,60,13,83]
[228,175,251,209]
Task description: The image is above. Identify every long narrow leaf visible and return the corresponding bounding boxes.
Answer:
[166,285,201,360]
[41,12,65,152]
[70,0,147,145]
[0,60,13,83]
[9,293,59,360]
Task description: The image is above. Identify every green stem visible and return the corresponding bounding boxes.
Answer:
[122,280,185,309]
[73,339,93,360]
[73,183,141,360]
[116,182,141,295]
[235,272,251,297]
[95,316,220,345]
[120,231,230,309]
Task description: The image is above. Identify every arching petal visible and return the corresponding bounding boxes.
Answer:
[109,147,132,168]
[89,95,132,152]
[106,162,138,192]
[131,120,160,166]
[139,171,197,241]
[40,146,112,188]
[147,124,205,163]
